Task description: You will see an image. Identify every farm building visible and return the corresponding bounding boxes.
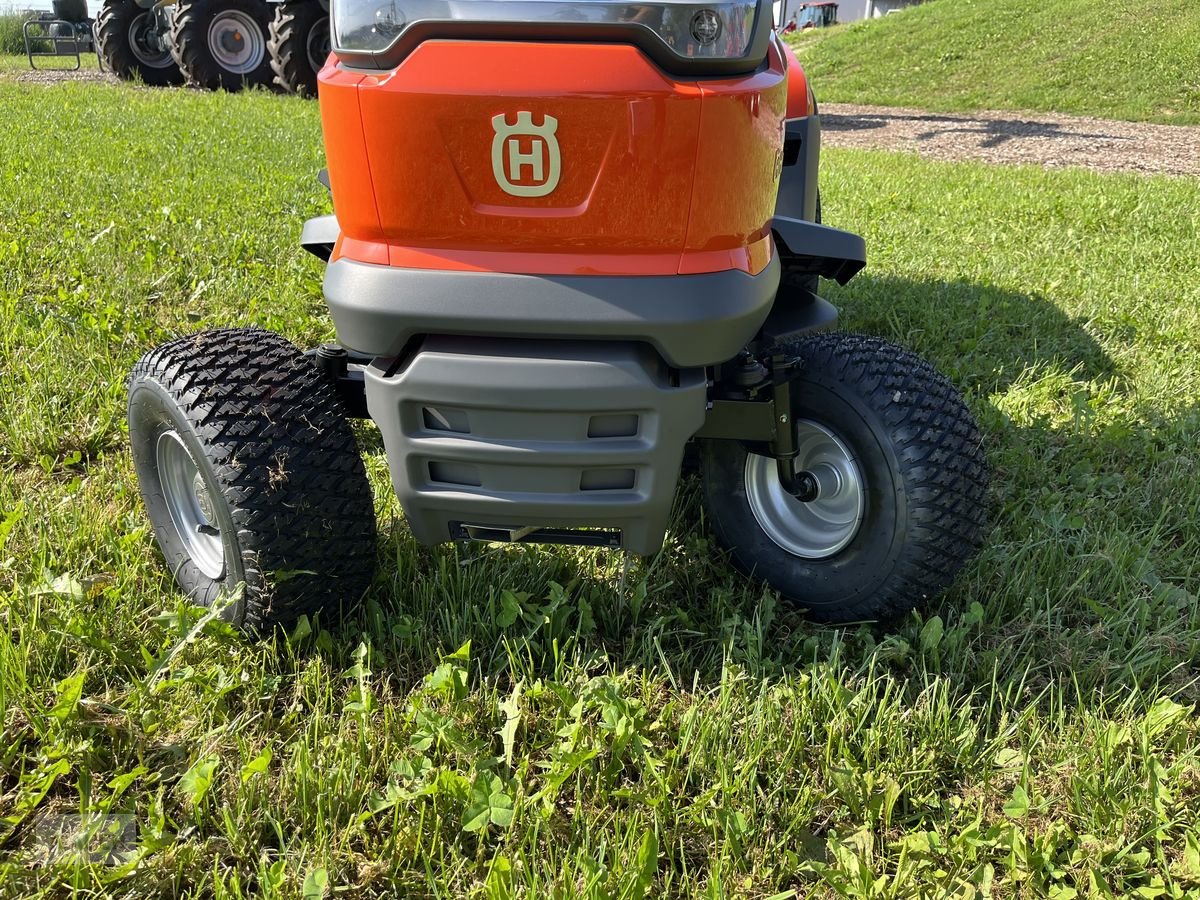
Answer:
[778,0,924,22]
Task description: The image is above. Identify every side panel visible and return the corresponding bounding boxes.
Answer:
[682,37,789,275]
[317,64,384,246]
[781,40,811,119]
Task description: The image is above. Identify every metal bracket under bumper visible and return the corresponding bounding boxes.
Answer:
[771,216,866,285]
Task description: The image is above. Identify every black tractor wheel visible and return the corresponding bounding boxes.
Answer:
[96,0,183,86]
[170,0,274,91]
[700,332,989,623]
[268,0,328,96]
[127,329,377,632]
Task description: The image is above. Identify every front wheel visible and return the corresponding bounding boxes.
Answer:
[700,332,989,623]
[96,0,183,86]
[127,329,378,631]
[268,0,328,96]
[170,0,274,91]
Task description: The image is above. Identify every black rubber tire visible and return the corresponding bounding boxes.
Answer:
[268,0,327,97]
[169,0,274,91]
[127,329,377,632]
[700,332,989,623]
[96,0,183,86]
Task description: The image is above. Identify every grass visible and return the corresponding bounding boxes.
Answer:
[1,62,1199,897]
[0,13,28,56]
[788,0,1200,124]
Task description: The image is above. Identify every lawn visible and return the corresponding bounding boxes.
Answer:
[789,0,1200,124]
[1,68,1199,897]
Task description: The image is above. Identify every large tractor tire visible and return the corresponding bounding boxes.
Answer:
[96,0,183,86]
[127,329,378,632]
[268,0,328,96]
[170,0,275,91]
[700,332,989,623]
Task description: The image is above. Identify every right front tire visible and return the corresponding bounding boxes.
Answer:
[170,0,275,91]
[128,329,377,632]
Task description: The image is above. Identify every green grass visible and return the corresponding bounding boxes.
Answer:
[789,0,1200,124]
[2,65,1200,898]
[0,13,28,56]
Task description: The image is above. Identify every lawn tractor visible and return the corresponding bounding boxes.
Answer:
[127,0,989,631]
[97,0,328,93]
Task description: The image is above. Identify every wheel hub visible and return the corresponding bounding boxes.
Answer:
[208,10,264,75]
[156,430,225,579]
[744,420,865,559]
[306,19,330,75]
[128,12,173,68]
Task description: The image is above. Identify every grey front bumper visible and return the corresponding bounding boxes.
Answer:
[365,337,707,555]
[322,253,781,369]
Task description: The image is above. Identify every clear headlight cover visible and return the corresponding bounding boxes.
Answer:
[331,0,762,64]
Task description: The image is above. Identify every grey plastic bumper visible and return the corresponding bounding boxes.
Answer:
[364,337,707,555]
[323,254,781,369]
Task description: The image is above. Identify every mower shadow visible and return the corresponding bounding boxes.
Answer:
[820,109,1133,149]
[310,273,1147,694]
[823,272,1121,395]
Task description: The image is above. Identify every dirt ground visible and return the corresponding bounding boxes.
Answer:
[820,103,1200,177]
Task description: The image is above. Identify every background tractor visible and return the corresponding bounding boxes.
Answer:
[776,0,839,31]
[97,0,328,94]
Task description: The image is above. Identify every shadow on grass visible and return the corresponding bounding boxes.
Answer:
[820,109,1133,149]
[292,274,1200,707]
[825,272,1121,396]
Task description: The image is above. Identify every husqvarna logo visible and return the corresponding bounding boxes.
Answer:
[491,112,561,198]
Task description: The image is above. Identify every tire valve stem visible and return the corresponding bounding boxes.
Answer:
[196,523,220,537]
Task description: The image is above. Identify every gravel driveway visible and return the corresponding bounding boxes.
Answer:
[821,103,1200,177]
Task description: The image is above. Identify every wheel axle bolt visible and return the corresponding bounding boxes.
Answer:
[793,471,820,502]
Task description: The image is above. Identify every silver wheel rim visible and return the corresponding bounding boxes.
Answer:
[305,19,329,75]
[744,420,865,559]
[207,10,264,75]
[128,12,173,68]
[156,431,225,580]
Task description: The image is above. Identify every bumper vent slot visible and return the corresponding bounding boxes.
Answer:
[423,406,470,433]
[588,413,639,438]
[429,461,482,487]
[580,468,636,491]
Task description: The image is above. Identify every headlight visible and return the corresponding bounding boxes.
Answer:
[331,1,762,63]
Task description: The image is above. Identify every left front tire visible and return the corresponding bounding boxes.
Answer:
[128,329,377,632]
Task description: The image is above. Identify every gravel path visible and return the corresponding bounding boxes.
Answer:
[8,68,118,86]
[820,103,1200,177]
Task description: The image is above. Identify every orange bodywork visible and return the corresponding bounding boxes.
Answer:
[781,41,812,119]
[319,37,791,277]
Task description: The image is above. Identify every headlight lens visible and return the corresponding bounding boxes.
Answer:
[331,1,761,60]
